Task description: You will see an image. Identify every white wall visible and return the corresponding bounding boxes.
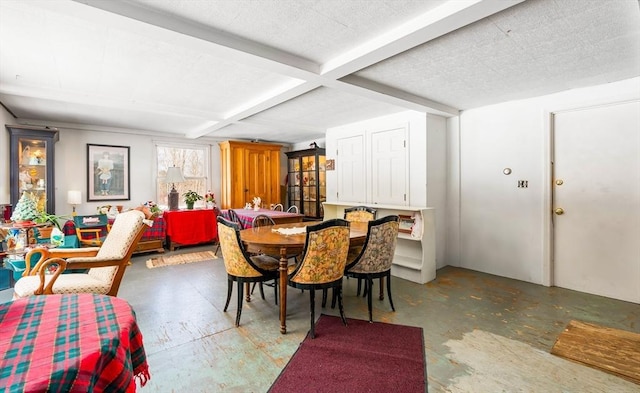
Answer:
[451,77,640,285]
[1,121,229,216]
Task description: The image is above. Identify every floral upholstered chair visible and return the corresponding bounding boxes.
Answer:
[345,215,399,322]
[343,205,378,295]
[217,216,279,327]
[343,205,377,223]
[288,218,350,338]
[13,210,150,299]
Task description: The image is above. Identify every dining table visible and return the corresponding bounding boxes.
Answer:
[224,208,304,228]
[240,220,368,334]
[0,293,150,392]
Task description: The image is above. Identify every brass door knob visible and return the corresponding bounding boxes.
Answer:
[555,208,564,215]
[555,179,564,186]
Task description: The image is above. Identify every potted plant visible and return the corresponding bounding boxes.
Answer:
[183,190,203,210]
[34,211,69,240]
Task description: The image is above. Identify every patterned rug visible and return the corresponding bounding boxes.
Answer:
[145,251,217,269]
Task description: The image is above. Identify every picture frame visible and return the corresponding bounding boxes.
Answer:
[398,214,415,234]
[87,144,130,201]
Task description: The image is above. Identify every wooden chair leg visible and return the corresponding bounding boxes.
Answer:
[337,285,347,326]
[223,278,233,312]
[367,276,374,323]
[236,281,244,327]
[310,288,316,339]
[386,272,395,312]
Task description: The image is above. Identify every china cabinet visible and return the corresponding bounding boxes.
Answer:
[7,125,59,214]
[219,140,282,209]
[286,146,326,219]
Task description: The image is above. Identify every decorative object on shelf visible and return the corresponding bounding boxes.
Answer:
[252,196,262,211]
[10,192,39,222]
[143,201,162,217]
[398,215,415,234]
[244,203,252,210]
[97,205,112,215]
[204,191,216,209]
[165,166,185,211]
[67,190,82,215]
[183,190,203,210]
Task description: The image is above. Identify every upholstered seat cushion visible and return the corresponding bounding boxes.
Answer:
[250,255,279,271]
[14,273,112,298]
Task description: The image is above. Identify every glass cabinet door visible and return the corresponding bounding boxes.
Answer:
[286,147,326,219]
[7,126,59,215]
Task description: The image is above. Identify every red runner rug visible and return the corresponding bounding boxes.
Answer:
[269,314,427,393]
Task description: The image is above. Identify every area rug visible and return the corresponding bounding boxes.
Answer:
[551,320,640,384]
[268,314,426,393]
[145,251,217,269]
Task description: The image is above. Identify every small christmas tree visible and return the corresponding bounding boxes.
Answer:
[11,192,40,222]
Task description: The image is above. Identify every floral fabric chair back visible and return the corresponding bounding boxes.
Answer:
[289,219,350,285]
[344,206,377,223]
[217,217,262,278]
[346,216,399,274]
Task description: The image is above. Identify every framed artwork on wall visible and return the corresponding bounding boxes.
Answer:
[87,144,130,201]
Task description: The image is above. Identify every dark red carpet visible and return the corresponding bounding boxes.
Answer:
[269,314,427,393]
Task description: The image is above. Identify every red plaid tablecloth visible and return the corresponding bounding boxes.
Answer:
[0,294,150,392]
[222,208,303,229]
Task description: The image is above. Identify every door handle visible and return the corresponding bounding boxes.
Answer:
[554,208,564,215]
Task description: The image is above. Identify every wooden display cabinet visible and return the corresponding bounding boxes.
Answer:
[286,146,326,219]
[7,125,60,214]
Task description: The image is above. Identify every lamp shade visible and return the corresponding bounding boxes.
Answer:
[67,190,82,205]
[166,167,186,183]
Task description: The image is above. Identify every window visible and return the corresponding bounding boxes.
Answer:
[155,143,210,209]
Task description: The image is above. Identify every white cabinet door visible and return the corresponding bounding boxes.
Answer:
[337,134,366,202]
[371,127,408,205]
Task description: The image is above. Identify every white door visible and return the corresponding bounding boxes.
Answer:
[370,126,408,205]
[337,134,365,203]
[553,101,640,303]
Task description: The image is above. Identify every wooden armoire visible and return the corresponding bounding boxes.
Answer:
[219,140,282,209]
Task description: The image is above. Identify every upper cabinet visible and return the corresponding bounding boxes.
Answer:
[219,140,282,209]
[286,147,326,219]
[7,125,59,214]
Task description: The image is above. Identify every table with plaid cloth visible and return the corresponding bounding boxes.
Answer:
[0,294,150,392]
[222,208,304,229]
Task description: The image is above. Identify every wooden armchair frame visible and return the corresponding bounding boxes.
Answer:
[14,210,149,298]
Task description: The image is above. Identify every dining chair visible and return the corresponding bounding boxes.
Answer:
[13,210,150,298]
[344,215,399,322]
[73,214,111,247]
[344,205,377,222]
[226,209,244,229]
[249,214,277,299]
[286,205,299,214]
[217,216,280,326]
[288,218,350,338]
[344,205,378,295]
[272,204,284,211]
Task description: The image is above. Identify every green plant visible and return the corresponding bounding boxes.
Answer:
[34,211,69,230]
[183,190,203,204]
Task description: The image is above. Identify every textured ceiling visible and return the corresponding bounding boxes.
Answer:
[0,0,638,144]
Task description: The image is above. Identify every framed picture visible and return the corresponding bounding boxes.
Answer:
[398,215,415,234]
[87,144,130,201]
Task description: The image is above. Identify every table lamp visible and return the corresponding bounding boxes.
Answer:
[67,190,82,215]
[166,166,185,211]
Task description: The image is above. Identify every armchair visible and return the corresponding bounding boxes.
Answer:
[13,210,150,299]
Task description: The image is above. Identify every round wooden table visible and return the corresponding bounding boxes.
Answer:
[240,221,367,334]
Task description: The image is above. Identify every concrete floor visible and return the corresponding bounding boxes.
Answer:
[1,245,639,392]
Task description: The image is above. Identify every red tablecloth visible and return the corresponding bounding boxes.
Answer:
[163,208,217,245]
[0,294,150,392]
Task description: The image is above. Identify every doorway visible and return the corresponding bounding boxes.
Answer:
[552,101,640,303]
